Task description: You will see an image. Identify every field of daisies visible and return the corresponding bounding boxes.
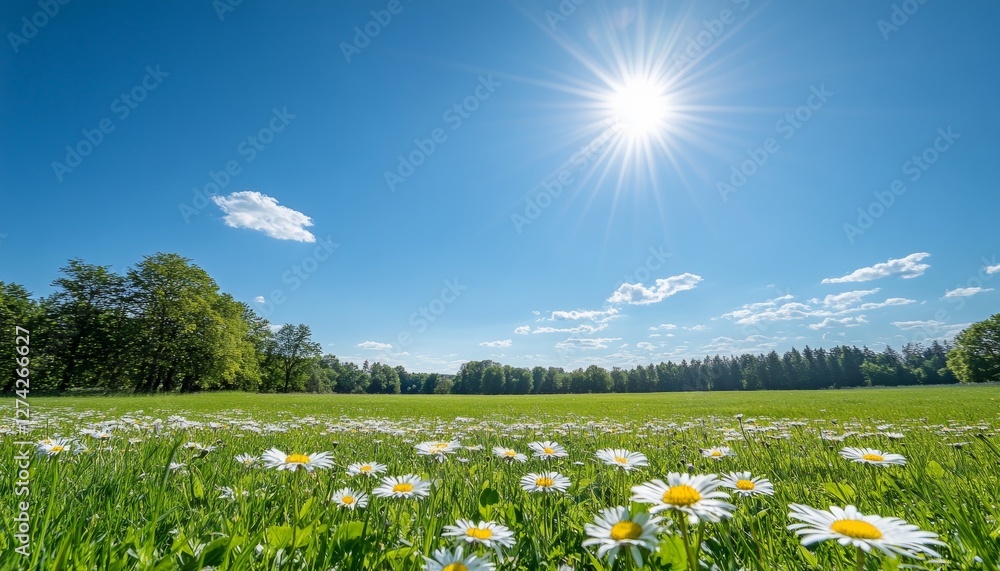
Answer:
[2,388,999,570]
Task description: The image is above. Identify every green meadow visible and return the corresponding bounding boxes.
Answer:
[2,385,998,570]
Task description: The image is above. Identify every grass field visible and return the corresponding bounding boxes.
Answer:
[3,386,999,570]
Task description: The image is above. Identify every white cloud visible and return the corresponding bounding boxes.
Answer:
[608,273,702,305]
[212,191,316,242]
[722,290,914,326]
[686,324,709,332]
[253,295,266,303]
[891,320,946,331]
[555,337,621,351]
[821,252,930,284]
[357,341,392,351]
[479,339,512,348]
[535,324,608,334]
[636,341,656,351]
[807,316,868,330]
[549,308,620,322]
[648,323,677,331]
[986,264,1000,275]
[513,326,531,335]
[944,286,994,298]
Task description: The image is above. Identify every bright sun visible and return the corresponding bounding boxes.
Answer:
[607,77,670,138]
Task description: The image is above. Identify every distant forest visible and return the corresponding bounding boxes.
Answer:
[2,253,996,395]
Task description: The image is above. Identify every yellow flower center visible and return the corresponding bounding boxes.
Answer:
[735,479,755,491]
[50,445,66,453]
[610,521,643,541]
[662,484,701,506]
[862,453,884,462]
[360,465,372,472]
[543,447,555,454]
[614,456,629,464]
[392,483,414,493]
[285,453,311,464]
[341,495,355,505]
[504,450,516,457]
[535,477,555,487]
[442,564,467,571]
[466,527,493,540]
[710,450,723,457]
[830,520,883,540]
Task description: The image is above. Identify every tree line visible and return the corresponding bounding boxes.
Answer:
[1,253,997,395]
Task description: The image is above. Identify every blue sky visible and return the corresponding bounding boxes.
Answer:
[2,0,998,373]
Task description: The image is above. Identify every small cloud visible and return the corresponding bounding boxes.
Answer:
[608,273,702,305]
[357,341,392,351]
[531,310,541,315]
[550,308,620,322]
[944,286,994,299]
[636,341,656,351]
[253,296,266,303]
[555,337,622,351]
[821,252,930,284]
[212,191,316,242]
[648,323,677,331]
[513,326,531,335]
[985,263,1000,275]
[686,324,708,332]
[479,339,512,348]
[807,316,868,330]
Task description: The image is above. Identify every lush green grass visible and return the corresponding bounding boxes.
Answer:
[23,384,1000,422]
[2,386,998,570]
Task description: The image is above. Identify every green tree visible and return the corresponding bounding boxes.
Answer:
[947,315,1000,383]
[480,364,506,394]
[268,324,322,392]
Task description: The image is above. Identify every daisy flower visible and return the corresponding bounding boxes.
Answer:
[416,440,462,462]
[372,474,431,499]
[234,453,258,467]
[631,473,735,524]
[492,446,528,463]
[260,448,334,472]
[839,447,907,467]
[720,472,774,497]
[331,487,369,510]
[347,461,387,477]
[700,446,735,460]
[528,441,568,459]
[442,519,516,549]
[583,506,663,567]
[423,546,495,571]
[520,471,571,493]
[37,438,73,456]
[788,504,944,559]
[595,448,648,472]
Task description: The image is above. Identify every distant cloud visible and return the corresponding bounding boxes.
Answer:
[821,252,930,284]
[212,191,316,242]
[608,273,702,305]
[648,323,677,331]
[357,341,392,350]
[944,286,994,299]
[686,324,709,332]
[480,339,512,348]
[533,324,608,335]
[891,320,946,331]
[513,326,531,335]
[722,290,913,326]
[550,308,619,322]
[555,337,621,351]
[253,295,265,303]
[807,316,868,330]
[986,263,1000,275]
[636,341,656,351]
